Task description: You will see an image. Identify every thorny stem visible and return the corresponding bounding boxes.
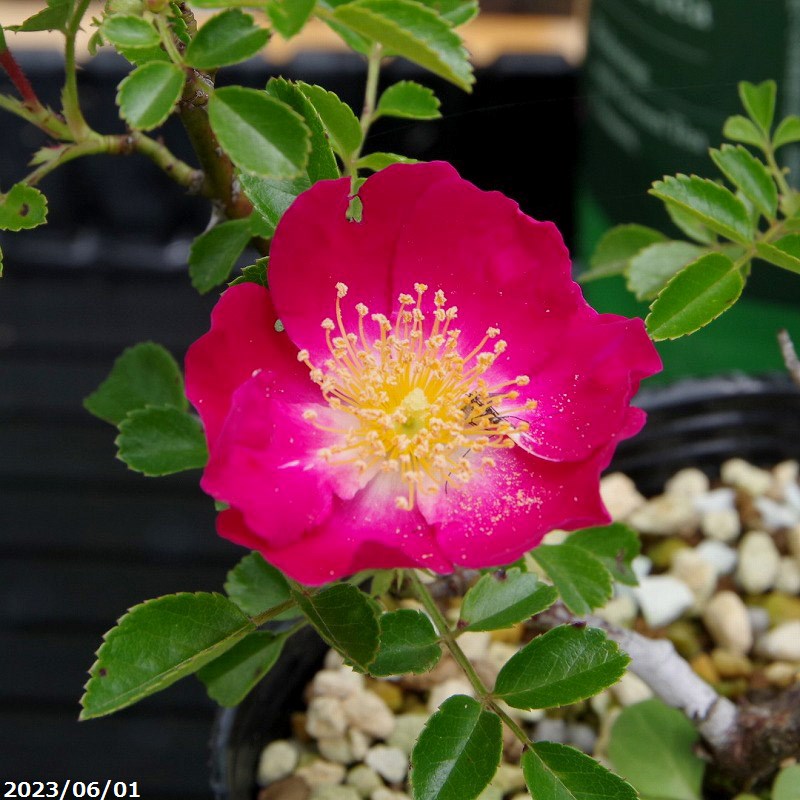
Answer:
[0,31,42,110]
[409,571,532,748]
[63,0,94,140]
[0,93,71,140]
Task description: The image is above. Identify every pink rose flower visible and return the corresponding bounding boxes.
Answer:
[186,162,661,584]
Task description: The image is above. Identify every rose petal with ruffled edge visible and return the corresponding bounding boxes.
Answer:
[217,472,451,585]
[185,283,314,449]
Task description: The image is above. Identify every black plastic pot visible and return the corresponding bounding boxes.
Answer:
[209,374,800,800]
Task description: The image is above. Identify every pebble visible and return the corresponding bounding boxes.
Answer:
[700,508,741,543]
[777,557,800,594]
[364,746,408,785]
[599,472,645,520]
[370,791,409,800]
[346,765,383,798]
[736,531,781,594]
[258,740,301,786]
[786,481,800,513]
[311,669,365,699]
[628,494,696,536]
[426,678,475,712]
[721,458,774,496]
[763,661,798,688]
[567,722,598,754]
[310,787,360,800]
[694,487,736,514]
[789,525,800,562]
[343,691,396,739]
[703,591,753,655]
[318,730,369,765]
[386,714,427,756]
[595,593,638,627]
[476,787,503,800]
[458,631,491,661]
[532,717,568,743]
[710,648,753,678]
[307,697,347,739]
[694,540,738,576]
[611,671,653,706]
[755,496,799,530]
[670,549,717,611]
[665,468,710,497]
[296,760,346,789]
[490,764,526,795]
[773,460,799,490]
[633,575,694,628]
[747,605,771,635]
[259,776,311,800]
[756,620,800,661]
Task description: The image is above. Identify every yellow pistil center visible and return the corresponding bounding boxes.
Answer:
[298,282,536,510]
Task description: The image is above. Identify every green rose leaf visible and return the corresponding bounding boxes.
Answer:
[198,630,286,706]
[710,144,778,220]
[773,115,800,149]
[626,241,706,301]
[265,0,316,38]
[8,0,71,32]
[103,14,160,48]
[188,216,253,294]
[755,234,800,275]
[239,173,310,232]
[417,0,479,26]
[298,82,363,163]
[229,259,269,288]
[580,224,666,283]
[369,609,441,676]
[0,183,48,231]
[356,152,419,171]
[567,524,641,587]
[494,625,629,710]
[80,592,254,719]
[607,699,705,800]
[774,765,800,800]
[459,568,558,632]
[84,342,186,425]
[522,742,637,800]
[224,551,294,618]
[531,544,613,614]
[410,695,503,800]
[332,0,474,91]
[646,252,744,340]
[739,79,776,135]
[266,78,339,182]
[116,44,171,65]
[208,86,310,178]
[722,114,765,148]
[665,203,716,245]
[116,61,185,131]
[376,80,441,119]
[649,174,753,245]
[184,9,270,69]
[116,406,208,475]
[293,584,380,672]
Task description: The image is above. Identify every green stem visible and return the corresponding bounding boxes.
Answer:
[155,13,184,65]
[63,0,93,139]
[347,42,383,178]
[252,598,297,627]
[0,93,71,139]
[765,144,798,216]
[130,131,204,191]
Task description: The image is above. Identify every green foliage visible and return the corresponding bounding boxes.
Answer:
[265,0,316,38]
[198,630,286,706]
[410,695,503,800]
[773,115,800,149]
[709,144,778,219]
[239,173,310,232]
[298,82,363,163]
[566,524,640,586]
[224,551,294,618]
[369,609,441,676]
[188,216,254,293]
[531,544,613,614]
[738,80,776,136]
[607,699,705,800]
[8,0,72,32]
[773,765,800,800]
[102,15,160,48]
[292,584,380,672]
[332,0,474,91]
[208,86,310,178]
[522,743,637,800]
[755,234,800,274]
[627,241,705,301]
[0,183,48,231]
[356,152,419,171]
[115,406,208,475]
[646,252,744,340]
[376,80,441,119]
[116,61,185,131]
[84,342,185,426]
[184,9,270,69]
[419,0,478,26]
[80,592,254,719]
[494,625,629,710]
[229,259,269,287]
[580,223,666,283]
[459,568,557,632]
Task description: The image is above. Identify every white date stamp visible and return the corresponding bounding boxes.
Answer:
[3,782,141,800]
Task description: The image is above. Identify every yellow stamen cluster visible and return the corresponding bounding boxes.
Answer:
[298,282,536,509]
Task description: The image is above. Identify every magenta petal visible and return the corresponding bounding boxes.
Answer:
[185,283,314,449]
[418,445,612,569]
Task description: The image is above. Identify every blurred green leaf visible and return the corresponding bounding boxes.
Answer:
[225,551,294,618]
[116,406,208,475]
[495,625,629,710]
[376,80,441,119]
[710,144,778,219]
[298,82,363,162]
[80,593,254,719]
[103,14,160,48]
[723,114,765,148]
[773,115,800,149]
[198,630,286,706]
[332,0,474,91]
[417,0,478,25]
[627,241,706,301]
[531,544,613,614]
[580,224,666,283]
[188,217,253,294]
[666,203,716,245]
[522,742,637,800]
[649,174,753,245]
[265,0,316,37]
[411,695,502,800]
[773,765,800,800]
[739,79,776,135]
[646,252,744,340]
[84,342,185,426]
[567,524,640,586]
[756,234,800,275]
[8,0,71,32]
[184,9,270,69]
[0,183,48,231]
[459,568,557,632]
[208,86,310,178]
[369,609,441,676]
[608,699,705,800]
[356,151,419,171]
[116,61,185,131]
